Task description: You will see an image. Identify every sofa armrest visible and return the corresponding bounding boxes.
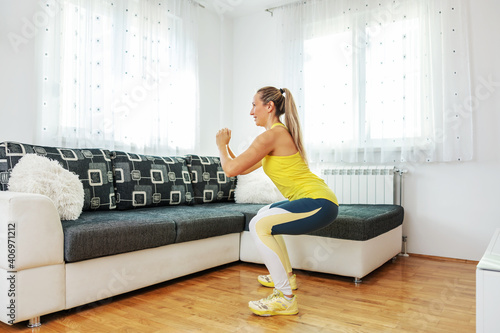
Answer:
[0,192,64,270]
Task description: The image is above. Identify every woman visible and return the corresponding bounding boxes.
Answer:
[216,86,338,316]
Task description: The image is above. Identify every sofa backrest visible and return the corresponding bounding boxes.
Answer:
[185,154,236,204]
[0,142,236,213]
[112,151,194,210]
[0,141,116,211]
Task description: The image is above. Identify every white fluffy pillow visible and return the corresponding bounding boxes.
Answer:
[235,167,285,204]
[8,154,84,220]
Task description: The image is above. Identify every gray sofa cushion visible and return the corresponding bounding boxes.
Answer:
[209,202,265,226]
[62,209,177,263]
[0,141,116,211]
[112,151,194,210]
[240,203,404,241]
[61,203,250,263]
[170,205,249,243]
[309,204,404,241]
[185,155,236,204]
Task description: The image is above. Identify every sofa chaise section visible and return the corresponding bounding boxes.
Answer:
[240,204,404,283]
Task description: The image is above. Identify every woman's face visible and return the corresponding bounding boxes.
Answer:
[250,94,270,127]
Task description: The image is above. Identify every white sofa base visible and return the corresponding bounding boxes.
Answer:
[0,264,65,325]
[240,225,402,282]
[65,233,240,309]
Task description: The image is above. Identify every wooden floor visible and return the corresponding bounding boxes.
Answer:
[1,255,476,332]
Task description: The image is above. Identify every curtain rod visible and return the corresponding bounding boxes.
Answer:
[265,1,306,16]
[193,0,206,9]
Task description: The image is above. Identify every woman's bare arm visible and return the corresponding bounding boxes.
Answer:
[217,128,274,178]
[226,145,262,174]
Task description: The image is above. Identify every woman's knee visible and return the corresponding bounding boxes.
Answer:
[249,214,272,237]
[250,206,271,232]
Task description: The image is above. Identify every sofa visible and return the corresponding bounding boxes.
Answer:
[0,141,404,327]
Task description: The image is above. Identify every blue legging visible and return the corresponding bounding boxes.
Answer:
[249,198,338,295]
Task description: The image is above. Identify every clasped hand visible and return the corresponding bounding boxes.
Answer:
[216,128,231,148]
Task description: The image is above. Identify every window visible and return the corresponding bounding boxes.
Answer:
[39,0,199,155]
[304,16,425,147]
[279,0,473,163]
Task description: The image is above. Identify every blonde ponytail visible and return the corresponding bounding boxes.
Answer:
[257,86,308,164]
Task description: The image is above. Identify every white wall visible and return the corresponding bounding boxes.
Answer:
[230,11,281,153]
[197,10,234,155]
[0,1,39,143]
[231,0,500,260]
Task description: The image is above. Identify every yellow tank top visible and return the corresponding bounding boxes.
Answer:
[262,123,338,205]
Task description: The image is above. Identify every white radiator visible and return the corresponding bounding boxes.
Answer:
[321,166,404,205]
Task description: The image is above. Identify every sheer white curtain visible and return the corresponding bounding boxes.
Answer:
[37,0,199,155]
[276,0,473,164]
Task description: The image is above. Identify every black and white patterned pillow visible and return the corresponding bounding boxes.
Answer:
[185,155,236,204]
[112,151,193,210]
[0,141,116,211]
